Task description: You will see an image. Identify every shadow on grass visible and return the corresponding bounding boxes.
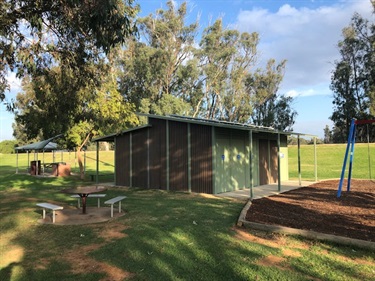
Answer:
[1,178,375,281]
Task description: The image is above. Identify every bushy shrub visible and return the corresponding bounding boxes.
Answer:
[0,140,17,154]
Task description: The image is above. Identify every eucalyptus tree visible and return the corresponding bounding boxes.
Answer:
[248,59,296,131]
[14,63,138,177]
[2,0,140,177]
[118,0,198,116]
[330,5,375,142]
[197,19,295,129]
[1,0,138,103]
[197,19,239,119]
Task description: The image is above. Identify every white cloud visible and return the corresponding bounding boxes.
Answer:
[286,89,313,98]
[233,0,373,95]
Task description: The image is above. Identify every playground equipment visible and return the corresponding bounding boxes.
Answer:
[337,118,375,197]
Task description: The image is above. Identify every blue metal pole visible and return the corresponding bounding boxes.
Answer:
[337,119,356,197]
[347,127,357,192]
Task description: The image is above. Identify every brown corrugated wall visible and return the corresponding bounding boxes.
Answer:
[190,124,213,193]
[132,129,149,188]
[169,121,188,191]
[115,134,130,186]
[149,118,167,189]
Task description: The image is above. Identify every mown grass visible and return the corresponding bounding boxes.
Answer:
[1,147,375,280]
[289,143,375,180]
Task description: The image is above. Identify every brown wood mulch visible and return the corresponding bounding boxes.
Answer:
[245,179,375,242]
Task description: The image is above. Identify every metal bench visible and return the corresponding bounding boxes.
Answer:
[70,194,106,208]
[36,203,64,223]
[104,196,127,218]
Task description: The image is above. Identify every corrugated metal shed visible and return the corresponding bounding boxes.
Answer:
[94,114,317,195]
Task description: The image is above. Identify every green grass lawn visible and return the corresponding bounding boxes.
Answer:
[289,143,375,181]
[1,147,375,280]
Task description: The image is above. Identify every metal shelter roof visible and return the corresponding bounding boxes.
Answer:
[15,134,63,151]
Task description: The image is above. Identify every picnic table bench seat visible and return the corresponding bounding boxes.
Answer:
[70,194,106,208]
[104,196,127,218]
[36,203,63,223]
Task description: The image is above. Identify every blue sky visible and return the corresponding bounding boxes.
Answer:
[0,0,373,141]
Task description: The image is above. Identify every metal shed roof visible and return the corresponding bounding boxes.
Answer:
[93,125,151,142]
[93,114,317,142]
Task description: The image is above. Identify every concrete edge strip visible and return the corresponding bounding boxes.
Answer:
[237,200,375,251]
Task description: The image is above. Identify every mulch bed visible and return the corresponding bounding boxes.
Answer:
[245,179,375,242]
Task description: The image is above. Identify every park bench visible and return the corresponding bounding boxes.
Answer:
[70,194,106,208]
[104,196,127,218]
[36,203,64,223]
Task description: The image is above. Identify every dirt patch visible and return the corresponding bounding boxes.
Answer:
[256,255,288,271]
[93,222,128,241]
[64,244,133,281]
[234,227,281,248]
[245,180,375,242]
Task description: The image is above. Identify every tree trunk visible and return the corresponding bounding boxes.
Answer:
[77,148,85,179]
[77,132,92,179]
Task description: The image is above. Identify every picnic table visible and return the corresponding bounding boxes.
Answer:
[61,186,107,214]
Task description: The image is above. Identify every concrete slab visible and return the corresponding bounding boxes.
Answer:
[215,181,315,200]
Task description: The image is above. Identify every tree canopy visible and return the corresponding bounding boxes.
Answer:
[118,1,296,130]
[1,0,139,103]
[330,2,375,142]
[10,0,298,161]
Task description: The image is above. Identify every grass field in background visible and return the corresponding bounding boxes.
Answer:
[2,143,375,182]
[288,143,375,181]
[0,150,115,175]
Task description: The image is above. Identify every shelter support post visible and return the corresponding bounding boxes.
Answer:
[16,150,19,174]
[166,120,170,191]
[314,137,317,182]
[130,133,133,187]
[114,138,117,184]
[188,124,191,192]
[277,133,281,192]
[147,129,151,189]
[212,126,216,194]
[249,130,253,199]
[96,142,99,184]
[298,136,301,186]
